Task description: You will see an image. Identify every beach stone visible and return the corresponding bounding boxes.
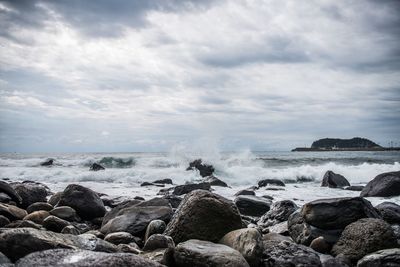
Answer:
[15,248,163,267]
[310,236,331,254]
[332,218,397,265]
[153,178,173,184]
[361,171,400,197]
[234,195,272,217]
[85,230,104,238]
[166,183,211,196]
[89,163,105,171]
[235,189,255,196]
[23,210,50,224]
[104,232,135,245]
[186,159,215,177]
[0,181,22,204]
[301,197,381,230]
[321,171,350,188]
[5,220,43,230]
[344,185,364,191]
[136,197,171,208]
[356,248,400,267]
[117,243,141,254]
[258,200,298,228]
[0,203,27,221]
[174,239,250,267]
[43,215,70,232]
[49,206,79,222]
[219,228,263,267]
[165,190,243,244]
[0,192,12,203]
[145,219,166,241]
[262,239,322,267]
[26,202,53,213]
[258,178,285,187]
[11,182,48,209]
[141,248,174,266]
[100,205,173,236]
[0,215,10,227]
[58,184,106,220]
[0,227,117,261]
[375,201,400,224]
[48,192,62,206]
[203,175,228,187]
[143,234,174,251]
[61,225,80,235]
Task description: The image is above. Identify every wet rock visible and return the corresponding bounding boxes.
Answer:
[47,192,62,206]
[43,215,70,232]
[186,159,215,177]
[258,200,298,228]
[165,190,243,244]
[0,203,27,221]
[11,182,48,209]
[58,184,106,220]
[161,183,211,196]
[0,181,22,204]
[301,197,381,230]
[15,249,163,267]
[104,231,135,245]
[174,239,250,267]
[268,221,289,235]
[26,202,53,214]
[0,228,117,261]
[360,171,400,197]
[344,185,364,191]
[102,200,142,226]
[0,252,12,267]
[40,159,54,166]
[203,175,228,187]
[0,192,12,203]
[23,210,50,224]
[310,236,331,254]
[235,189,255,196]
[143,234,174,251]
[258,178,285,187]
[61,225,80,235]
[5,220,43,230]
[89,163,105,171]
[332,218,398,265]
[140,182,164,187]
[356,248,400,267]
[0,215,10,227]
[375,201,400,224]
[234,195,271,217]
[145,219,166,241]
[262,240,322,267]
[219,228,262,267]
[321,171,350,188]
[153,178,173,184]
[49,206,79,222]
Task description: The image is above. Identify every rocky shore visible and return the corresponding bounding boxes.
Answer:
[0,163,399,266]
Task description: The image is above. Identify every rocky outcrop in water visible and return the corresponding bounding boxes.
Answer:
[186,159,215,177]
[321,171,350,188]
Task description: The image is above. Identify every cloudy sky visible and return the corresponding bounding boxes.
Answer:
[0,0,399,152]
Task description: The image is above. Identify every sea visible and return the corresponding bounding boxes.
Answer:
[1,150,399,206]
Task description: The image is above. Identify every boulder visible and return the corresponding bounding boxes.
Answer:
[344,185,364,191]
[0,215,10,227]
[0,203,27,221]
[89,163,105,171]
[360,171,400,197]
[141,248,174,266]
[102,200,142,226]
[40,159,54,166]
[26,202,53,214]
[5,220,43,230]
[332,218,398,265]
[203,175,228,187]
[161,183,211,196]
[321,171,350,188]
[268,221,289,235]
[258,178,285,187]
[174,239,250,267]
[234,189,255,196]
[301,197,380,229]
[186,159,214,177]
[263,232,293,243]
[164,190,243,244]
[23,210,50,224]
[58,184,106,220]
[153,178,173,184]
[47,192,62,206]
[143,234,175,251]
[11,182,48,208]
[104,231,135,245]
[0,181,22,204]
[219,228,262,267]
[42,215,70,232]
[356,248,400,267]
[0,228,117,261]
[258,200,298,228]
[49,206,79,222]
[15,249,163,267]
[61,225,80,235]
[319,254,349,267]
[375,202,400,224]
[145,219,166,241]
[234,195,271,217]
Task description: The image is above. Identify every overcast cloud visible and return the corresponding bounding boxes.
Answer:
[0,0,399,152]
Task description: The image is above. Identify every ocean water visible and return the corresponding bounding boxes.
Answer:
[1,150,399,206]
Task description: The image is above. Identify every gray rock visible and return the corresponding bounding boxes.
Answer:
[375,202,400,224]
[258,200,298,228]
[117,243,141,254]
[23,210,50,224]
[47,192,62,206]
[356,248,400,267]
[5,220,43,230]
[258,179,285,187]
[321,171,350,188]
[162,195,182,209]
[26,202,53,213]
[0,228,117,261]
[0,181,22,204]
[310,236,331,254]
[141,248,174,266]
[0,252,13,267]
[262,233,293,243]
[50,206,79,222]
[234,195,272,217]
[344,185,364,191]
[0,203,27,221]
[153,178,173,184]
[61,225,80,235]
[145,219,166,241]
[268,221,288,235]
[360,171,400,197]
[186,159,214,177]
[219,228,262,267]
[43,215,70,232]
[174,239,250,267]
[58,184,106,220]
[15,249,163,267]
[143,234,174,251]
[164,190,243,244]
[319,254,349,267]
[234,189,255,196]
[11,182,48,209]
[332,218,398,265]
[301,197,380,229]
[162,183,211,196]
[89,163,105,171]
[102,200,142,226]
[104,231,135,245]
[203,175,228,187]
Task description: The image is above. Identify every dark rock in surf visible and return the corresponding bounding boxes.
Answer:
[204,175,228,187]
[0,181,22,204]
[375,202,400,224]
[153,178,173,184]
[186,159,215,177]
[332,218,397,265]
[159,182,211,196]
[58,184,106,220]
[89,163,105,171]
[164,190,243,244]
[234,189,255,196]
[258,178,285,187]
[104,231,135,245]
[40,159,54,166]
[48,192,62,206]
[234,195,272,217]
[258,200,298,228]
[321,171,350,188]
[11,182,48,209]
[357,248,400,267]
[361,171,400,197]
[26,202,53,214]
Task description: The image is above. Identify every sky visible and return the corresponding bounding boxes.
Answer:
[0,0,399,153]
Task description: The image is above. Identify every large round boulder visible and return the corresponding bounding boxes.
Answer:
[164,190,243,244]
[11,182,48,209]
[174,239,250,267]
[332,218,398,265]
[360,171,400,197]
[321,171,350,188]
[57,184,106,220]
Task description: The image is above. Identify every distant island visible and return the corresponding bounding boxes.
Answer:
[292,137,400,151]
